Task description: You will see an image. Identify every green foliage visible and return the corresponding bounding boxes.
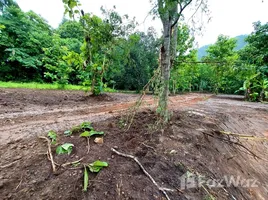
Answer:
[80,122,93,130]
[237,22,268,101]
[0,6,52,81]
[202,35,239,94]
[83,160,108,191]
[47,130,57,144]
[88,160,108,173]
[80,130,104,137]
[43,34,82,88]
[56,143,74,155]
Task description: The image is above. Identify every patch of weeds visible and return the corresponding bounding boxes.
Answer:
[47,130,57,144]
[56,143,74,155]
[83,160,109,191]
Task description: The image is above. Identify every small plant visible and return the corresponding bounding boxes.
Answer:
[56,143,74,155]
[47,130,57,144]
[64,130,72,136]
[88,160,108,173]
[80,130,104,137]
[80,122,93,130]
[83,160,109,191]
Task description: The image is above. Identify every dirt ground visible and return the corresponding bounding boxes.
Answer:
[0,88,268,200]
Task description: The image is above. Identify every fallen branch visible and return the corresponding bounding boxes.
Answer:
[203,132,261,160]
[111,148,173,200]
[62,158,83,168]
[219,131,268,141]
[38,136,56,173]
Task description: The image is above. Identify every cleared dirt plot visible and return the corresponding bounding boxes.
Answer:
[1,88,268,200]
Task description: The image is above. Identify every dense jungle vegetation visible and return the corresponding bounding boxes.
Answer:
[0,0,267,101]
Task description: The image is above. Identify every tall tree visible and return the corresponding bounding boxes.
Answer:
[202,35,239,94]
[156,0,208,120]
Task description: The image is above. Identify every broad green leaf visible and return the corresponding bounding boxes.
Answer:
[56,143,74,155]
[80,122,93,130]
[80,131,90,137]
[83,166,89,191]
[88,160,108,173]
[56,146,65,155]
[80,130,104,137]
[88,130,104,137]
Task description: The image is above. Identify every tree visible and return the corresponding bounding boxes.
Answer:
[0,0,18,12]
[156,0,208,120]
[202,35,239,94]
[0,5,53,81]
[238,22,268,101]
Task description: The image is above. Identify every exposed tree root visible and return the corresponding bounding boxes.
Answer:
[38,136,57,173]
[111,148,174,200]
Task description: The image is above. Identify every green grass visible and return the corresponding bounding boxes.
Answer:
[0,81,83,90]
[0,81,119,93]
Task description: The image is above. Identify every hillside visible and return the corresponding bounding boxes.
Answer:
[198,34,248,60]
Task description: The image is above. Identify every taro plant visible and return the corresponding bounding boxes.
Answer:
[83,160,109,191]
[56,143,74,155]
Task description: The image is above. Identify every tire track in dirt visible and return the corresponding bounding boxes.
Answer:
[0,93,210,145]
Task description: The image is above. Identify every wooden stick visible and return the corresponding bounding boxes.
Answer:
[62,158,83,168]
[111,148,172,200]
[38,136,56,173]
[220,131,268,141]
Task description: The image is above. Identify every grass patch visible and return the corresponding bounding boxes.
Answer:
[0,81,82,90]
[0,81,119,93]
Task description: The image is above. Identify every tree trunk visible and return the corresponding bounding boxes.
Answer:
[158,20,171,120]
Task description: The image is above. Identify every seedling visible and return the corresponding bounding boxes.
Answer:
[83,160,109,191]
[56,143,74,155]
[47,130,57,144]
[80,131,104,153]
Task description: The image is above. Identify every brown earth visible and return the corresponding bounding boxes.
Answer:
[0,88,268,200]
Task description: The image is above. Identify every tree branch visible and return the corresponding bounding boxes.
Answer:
[171,0,193,28]
[111,148,173,200]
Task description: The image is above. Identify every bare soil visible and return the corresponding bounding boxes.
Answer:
[0,88,268,200]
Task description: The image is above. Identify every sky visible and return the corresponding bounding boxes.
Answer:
[16,0,268,47]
